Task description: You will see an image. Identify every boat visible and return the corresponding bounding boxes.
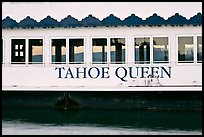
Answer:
[2,12,202,111]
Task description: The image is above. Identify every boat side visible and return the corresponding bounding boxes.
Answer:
[2,26,202,91]
[2,15,202,110]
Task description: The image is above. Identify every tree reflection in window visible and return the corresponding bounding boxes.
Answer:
[153,37,169,63]
[69,39,84,64]
[197,36,202,63]
[92,38,107,64]
[135,37,150,64]
[110,38,125,64]
[51,39,66,64]
[1,39,4,63]
[178,37,194,63]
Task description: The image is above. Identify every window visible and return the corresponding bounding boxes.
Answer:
[11,39,26,64]
[29,39,43,64]
[153,37,169,63]
[178,36,194,63]
[92,38,107,64]
[110,38,126,64]
[2,39,3,63]
[51,39,66,63]
[135,37,150,64]
[197,36,202,63]
[69,38,84,64]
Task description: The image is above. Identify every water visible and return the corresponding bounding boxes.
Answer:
[2,107,202,135]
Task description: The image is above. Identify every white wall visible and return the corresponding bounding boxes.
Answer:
[2,25,202,90]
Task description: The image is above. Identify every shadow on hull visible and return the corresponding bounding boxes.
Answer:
[2,91,202,112]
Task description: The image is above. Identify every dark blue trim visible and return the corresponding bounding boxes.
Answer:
[2,13,202,29]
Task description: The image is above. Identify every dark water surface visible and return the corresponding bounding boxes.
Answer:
[2,107,202,135]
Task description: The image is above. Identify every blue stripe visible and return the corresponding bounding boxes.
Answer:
[2,13,202,29]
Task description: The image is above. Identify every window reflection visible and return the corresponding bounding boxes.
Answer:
[110,38,125,64]
[197,36,202,63]
[69,39,84,64]
[1,39,4,63]
[51,39,66,63]
[178,37,194,63]
[92,38,107,64]
[135,37,150,64]
[29,39,43,64]
[153,37,169,63]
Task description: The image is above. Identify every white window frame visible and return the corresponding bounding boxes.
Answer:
[10,37,45,66]
[109,36,127,65]
[67,36,86,65]
[50,36,67,65]
[152,35,170,65]
[196,35,202,64]
[27,37,45,66]
[176,35,196,65]
[133,35,151,65]
[91,36,108,65]
[10,37,27,66]
[2,37,4,64]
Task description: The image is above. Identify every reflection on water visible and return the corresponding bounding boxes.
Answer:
[2,107,202,135]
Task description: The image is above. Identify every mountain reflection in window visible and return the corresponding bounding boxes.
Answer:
[69,39,84,64]
[153,37,169,63]
[178,37,194,63]
[135,37,150,64]
[51,39,66,64]
[92,38,107,64]
[197,36,202,63]
[29,39,43,64]
[110,38,125,64]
